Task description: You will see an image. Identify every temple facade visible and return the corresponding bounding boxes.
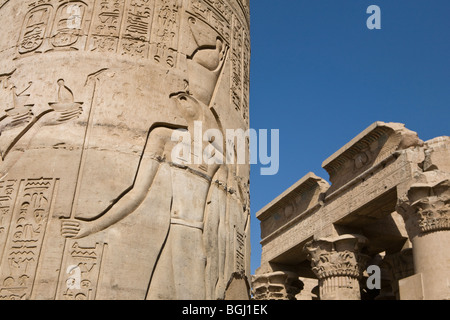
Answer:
[253,122,450,300]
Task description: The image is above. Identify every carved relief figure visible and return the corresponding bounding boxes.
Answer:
[0,0,250,300]
[62,36,231,299]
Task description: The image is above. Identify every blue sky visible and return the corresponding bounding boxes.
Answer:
[249,0,450,274]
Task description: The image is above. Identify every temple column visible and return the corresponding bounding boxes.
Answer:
[397,178,450,300]
[382,248,414,300]
[251,271,302,300]
[304,234,369,300]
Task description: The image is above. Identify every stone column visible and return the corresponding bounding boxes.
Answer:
[382,248,414,300]
[304,234,369,300]
[0,0,250,300]
[252,271,302,300]
[296,277,319,300]
[397,178,450,300]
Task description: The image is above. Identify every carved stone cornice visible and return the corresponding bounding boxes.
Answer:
[305,234,369,280]
[397,179,450,237]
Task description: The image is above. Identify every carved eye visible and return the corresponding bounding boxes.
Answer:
[189,17,196,25]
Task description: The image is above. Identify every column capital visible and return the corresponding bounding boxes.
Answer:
[251,271,302,300]
[397,179,450,237]
[304,234,369,281]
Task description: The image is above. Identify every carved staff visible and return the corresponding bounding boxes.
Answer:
[68,68,111,220]
[55,69,111,299]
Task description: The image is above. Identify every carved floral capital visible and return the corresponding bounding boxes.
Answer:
[252,271,302,300]
[304,234,369,280]
[397,179,450,237]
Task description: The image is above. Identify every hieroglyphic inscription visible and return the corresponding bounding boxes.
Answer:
[150,0,180,68]
[242,30,250,123]
[262,157,412,262]
[0,178,56,300]
[89,0,126,53]
[0,180,19,262]
[240,0,250,25]
[321,157,412,226]
[235,229,245,272]
[17,1,93,55]
[51,1,90,50]
[230,12,249,124]
[18,3,53,54]
[13,0,232,71]
[57,242,106,300]
[206,0,233,22]
[188,0,231,43]
[262,209,321,263]
[120,0,154,58]
[230,15,242,115]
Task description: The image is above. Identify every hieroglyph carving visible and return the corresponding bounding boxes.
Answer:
[0,178,58,300]
[121,0,154,58]
[0,70,84,175]
[151,0,180,67]
[15,0,250,123]
[56,242,106,300]
[89,0,126,53]
[18,3,53,54]
[51,2,90,50]
[230,16,249,124]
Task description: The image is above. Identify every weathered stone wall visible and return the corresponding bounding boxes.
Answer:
[0,0,250,300]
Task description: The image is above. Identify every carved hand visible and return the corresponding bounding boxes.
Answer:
[61,219,93,239]
[0,112,32,131]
